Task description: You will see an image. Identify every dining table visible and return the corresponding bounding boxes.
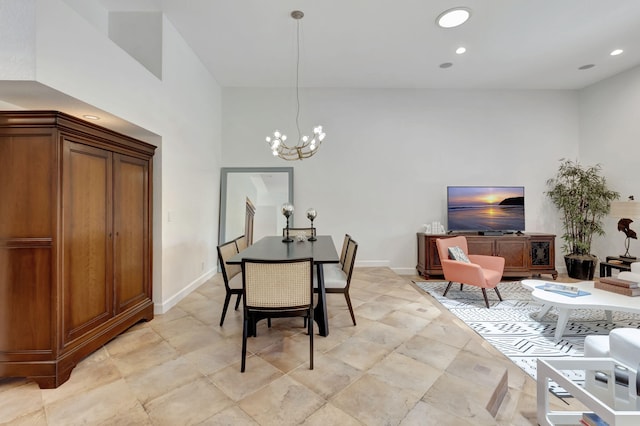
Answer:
[227,235,339,337]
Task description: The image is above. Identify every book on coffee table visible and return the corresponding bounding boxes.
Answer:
[540,283,581,295]
[595,281,640,296]
[599,276,639,288]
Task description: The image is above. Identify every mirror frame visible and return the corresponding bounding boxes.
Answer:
[218,167,294,245]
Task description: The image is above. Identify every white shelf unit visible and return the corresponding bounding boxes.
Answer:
[537,357,640,426]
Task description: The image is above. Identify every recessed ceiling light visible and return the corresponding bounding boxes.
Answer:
[610,49,624,56]
[436,7,471,28]
[456,47,466,55]
[83,114,100,120]
[578,64,595,70]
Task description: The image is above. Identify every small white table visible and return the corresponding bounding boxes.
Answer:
[522,279,640,342]
[537,357,640,426]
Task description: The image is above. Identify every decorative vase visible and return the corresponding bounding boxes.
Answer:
[564,255,597,280]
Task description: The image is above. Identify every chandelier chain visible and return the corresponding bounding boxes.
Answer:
[295,17,301,142]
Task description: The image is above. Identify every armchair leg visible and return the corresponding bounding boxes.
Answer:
[443,281,454,297]
[481,288,490,308]
[234,293,242,310]
[460,283,463,291]
[494,287,503,301]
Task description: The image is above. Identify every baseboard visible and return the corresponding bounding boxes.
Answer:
[154,269,216,314]
[356,260,390,268]
[391,267,418,275]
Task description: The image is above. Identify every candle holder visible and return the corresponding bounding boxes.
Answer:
[282,202,294,242]
[306,208,317,241]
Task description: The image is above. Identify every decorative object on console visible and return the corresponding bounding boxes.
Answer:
[265,10,326,160]
[306,208,317,241]
[546,159,619,280]
[610,195,640,260]
[282,202,294,242]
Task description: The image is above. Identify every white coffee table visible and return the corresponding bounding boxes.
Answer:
[522,279,640,342]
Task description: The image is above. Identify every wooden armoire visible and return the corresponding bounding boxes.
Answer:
[0,111,155,388]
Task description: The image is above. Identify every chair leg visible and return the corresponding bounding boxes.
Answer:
[241,316,249,372]
[481,288,490,308]
[443,281,454,297]
[308,309,314,370]
[220,292,232,326]
[344,291,357,326]
[234,293,242,310]
[460,283,463,291]
[494,286,503,301]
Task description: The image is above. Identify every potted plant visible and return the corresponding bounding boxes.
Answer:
[546,159,619,279]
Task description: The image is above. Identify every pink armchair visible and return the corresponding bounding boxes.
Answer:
[436,236,505,308]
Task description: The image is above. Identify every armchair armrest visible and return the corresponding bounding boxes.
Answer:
[468,254,505,273]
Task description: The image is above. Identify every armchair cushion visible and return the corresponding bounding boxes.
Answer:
[448,246,470,263]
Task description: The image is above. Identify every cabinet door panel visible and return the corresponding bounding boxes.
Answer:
[113,154,150,313]
[496,239,529,271]
[467,238,494,256]
[62,140,113,346]
[0,134,54,238]
[0,247,52,353]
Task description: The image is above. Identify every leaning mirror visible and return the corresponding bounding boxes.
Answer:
[219,167,294,245]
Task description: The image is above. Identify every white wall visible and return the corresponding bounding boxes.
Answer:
[1,0,222,312]
[579,65,640,260]
[222,88,580,273]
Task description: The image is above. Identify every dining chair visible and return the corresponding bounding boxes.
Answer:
[338,233,351,265]
[240,257,314,372]
[283,227,316,238]
[435,236,505,308]
[234,234,248,252]
[216,239,243,326]
[316,238,358,326]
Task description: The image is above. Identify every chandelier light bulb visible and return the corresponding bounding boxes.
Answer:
[274,130,281,138]
[266,136,271,142]
[281,134,287,141]
[302,135,309,142]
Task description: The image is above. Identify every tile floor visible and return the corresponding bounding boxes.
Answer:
[0,267,581,425]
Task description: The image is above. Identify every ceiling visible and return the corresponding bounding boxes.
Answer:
[97,0,640,90]
[4,0,640,140]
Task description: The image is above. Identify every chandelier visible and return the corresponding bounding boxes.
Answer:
[266,10,326,160]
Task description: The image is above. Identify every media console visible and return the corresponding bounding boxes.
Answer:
[416,232,557,280]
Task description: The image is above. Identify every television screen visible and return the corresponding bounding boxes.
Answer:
[447,186,525,233]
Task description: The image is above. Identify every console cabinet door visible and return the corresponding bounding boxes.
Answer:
[495,238,530,273]
[466,237,494,256]
[62,140,113,348]
[113,154,151,314]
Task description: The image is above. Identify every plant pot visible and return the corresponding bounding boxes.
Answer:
[564,255,597,280]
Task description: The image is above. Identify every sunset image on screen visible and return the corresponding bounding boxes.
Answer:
[447,186,525,232]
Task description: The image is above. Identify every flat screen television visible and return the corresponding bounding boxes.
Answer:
[447,186,525,233]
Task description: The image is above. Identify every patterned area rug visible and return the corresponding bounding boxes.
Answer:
[415,281,640,398]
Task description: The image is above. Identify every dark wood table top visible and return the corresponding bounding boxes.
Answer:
[227,235,339,264]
